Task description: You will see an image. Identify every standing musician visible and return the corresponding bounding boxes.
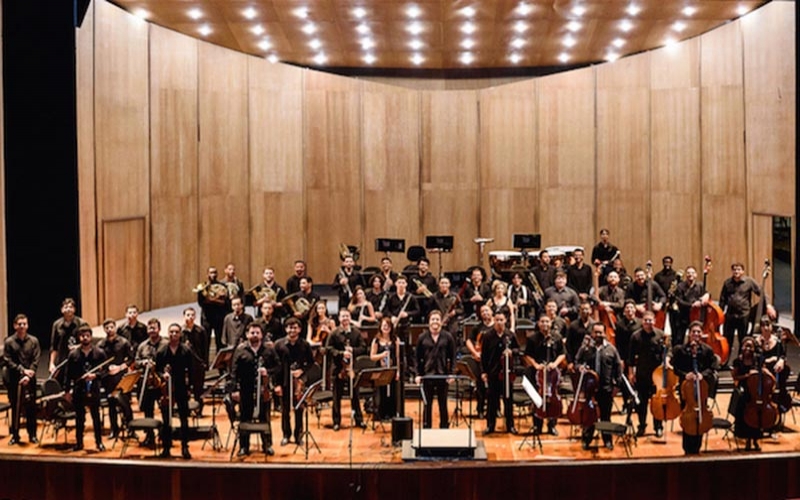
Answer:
[597,270,626,319]
[415,310,457,429]
[508,272,533,320]
[574,323,622,450]
[98,318,133,440]
[285,260,308,296]
[222,262,245,304]
[274,318,315,446]
[197,266,230,358]
[719,262,761,351]
[591,228,620,285]
[3,314,40,445]
[523,315,566,436]
[155,323,193,459]
[230,322,280,457]
[251,267,287,318]
[290,276,321,331]
[181,307,208,415]
[671,321,717,454]
[533,250,557,291]
[480,312,519,435]
[369,317,401,421]
[221,296,254,347]
[626,267,667,317]
[379,257,399,293]
[135,318,168,448]
[465,305,494,418]
[412,257,438,319]
[366,274,388,321]
[432,276,463,338]
[49,297,86,383]
[117,304,148,354]
[326,309,367,431]
[654,256,682,343]
[567,248,593,301]
[65,325,108,452]
[348,286,377,328]
[628,310,668,438]
[462,267,491,319]
[387,276,420,377]
[565,301,596,370]
[486,280,516,332]
[252,302,284,343]
[333,254,362,312]
[615,300,641,424]
[674,266,709,348]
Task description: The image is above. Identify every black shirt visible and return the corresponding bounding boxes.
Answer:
[3,334,40,383]
[416,330,456,376]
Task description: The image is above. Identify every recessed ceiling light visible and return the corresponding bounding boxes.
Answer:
[242,7,257,20]
[302,23,317,35]
[509,53,522,64]
[363,53,376,64]
[309,39,322,49]
[407,22,423,35]
[511,38,525,49]
[188,8,203,20]
[267,54,279,63]
[682,6,697,16]
[672,21,687,32]
[626,4,641,16]
[460,52,474,65]
[571,5,586,17]
[313,53,327,65]
[558,52,570,63]
[198,24,212,36]
[408,39,424,50]
[293,7,309,19]
[258,39,272,51]
[461,22,476,34]
[736,4,749,16]
[410,53,425,65]
[566,21,582,32]
[251,25,265,36]
[562,35,577,47]
[132,8,150,19]
[461,6,476,18]
[612,38,626,48]
[605,52,620,62]
[353,7,367,19]
[619,19,634,32]
[461,38,475,49]
[356,23,370,34]
[516,3,534,16]
[406,5,422,18]
[513,21,528,33]
[360,37,375,50]
[663,37,678,47]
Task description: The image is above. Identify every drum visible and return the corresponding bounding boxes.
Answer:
[545,246,584,267]
[489,250,528,278]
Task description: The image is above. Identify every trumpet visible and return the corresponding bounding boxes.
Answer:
[413,278,433,298]
[338,268,353,299]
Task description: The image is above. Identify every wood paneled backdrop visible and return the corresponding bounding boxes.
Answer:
[73,0,795,324]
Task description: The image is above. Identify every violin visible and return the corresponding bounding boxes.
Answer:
[743,351,778,431]
[650,341,681,422]
[689,256,729,365]
[679,349,713,436]
[567,365,599,428]
[289,362,306,407]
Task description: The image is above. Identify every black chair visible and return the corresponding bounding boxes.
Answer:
[705,387,739,451]
[118,417,163,457]
[406,245,426,263]
[38,379,76,445]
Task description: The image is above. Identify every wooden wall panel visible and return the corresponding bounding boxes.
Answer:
[198,42,250,280]
[650,40,701,268]
[751,214,773,301]
[248,59,305,284]
[102,218,146,321]
[304,70,363,280]
[94,0,150,317]
[596,54,651,268]
[537,68,596,250]
[362,81,421,269]
[742,3,796,218]
[700,20,747,295]
[149,26,199,309]
[76,2,98,324]
[0,1,5,333]
[421,91,479,271]
[479,80,538,253]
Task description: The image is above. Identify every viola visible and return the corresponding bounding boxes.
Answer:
[650,342,681,422]
[743,353,779,431]
[567,366,599,427]
[689,256,729,365]
[679,351,713,436]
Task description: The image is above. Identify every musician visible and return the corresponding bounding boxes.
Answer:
[252,267,287,318]
[181,307,208,415]
[117,303,148,353]
[292,276,321,329]
[543,299,568,337]
[348,286,377,328]
[333,255,362,312]
[654,256,682,342]
[544,271,581,322]
[486,280,516,332]
[731,336,762,451]
[432,276,463,338]
[412,257,438,318]
[674,266,709,348]
[626,267,667,316]
[326,309,367,430]
[252,301,284,343]
[379,257,399,293]
[671,321,718,454]
[155,323,193,459]
[523,315,566,436]
[415,310,457,429]
[221,296,254,347]
[135,318,168,447]
[615,300,641,425]
[719,262,761,351]
[370,317,401,420]
[65,325,108,452]
[274,318,315,446]
[230,322,280,457]
[508,272,534,320]
[756,316,789,408]
[591,229,620,285]
[481,312,519,435]
[565,301,596,369]
[533,250,556,291]
[462,266,491,318]
[285,259,307,296]
[197,266,229,358]
[49,297,86,382]
[598,270,626,323]
[223,262,245,303]
[366,274,388,320]
[465,305,493,418]
[574,323,622,450]
[611,257,631,291]
[567,248,593,300]
[307,301,335,347]
[97,318,133,440]
[387,276,420,376]
[628,310,668,438]
[3,314,40,445]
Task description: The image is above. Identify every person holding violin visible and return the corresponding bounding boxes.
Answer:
[155,323,193,459]
[628,310,668,438]
[274,318,315,446]
[326,309,368,431]
[731,336,764,451]
[671,322,717,454]
[65,325,108,452]
[574,323,622,450]
[674,266,709,348]
[230,322,280,457]
[523,314,566,436]
[135,318,168,448]
[480,312,519,436]
[97,318,133,440]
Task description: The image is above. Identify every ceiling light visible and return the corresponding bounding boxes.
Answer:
[406,5,422,18]
[516,3,534,16]
[509,53,522,64]
[407,22,423,35]
[626,4,641,16]
[294,7,308,19]
[619,19,634,32]
[510,38,525,49]
[461,38,475,49]
[460,52,474,65]
[682,6,697,16]
[360,38,375,50]
[313,53,327,65]
[571,5,587,17]
[302,23,317,35]
[309,39,322,49]
[198,24,212,36]
[612,38,626,48]
[258,39,272,51]
[461,22,476,34]
[558,52,570,63]
[410,53,425,65]
[736,4,749,16]
[605,52,620,62]
[188,8,203,20]
[242,7,257,20]
[356,23,370,34]
[562,35,576,48]
[566,21,582,32]
[408,39,424,50]
[363,53,376,64]
[672,21,687,32]
[663,37,678,47]
[132,8,150,19]
[251,25,265,36]
[267,54,279,63]
[513,21,528,33]
[353,7,367,19]
[461,6,476,18]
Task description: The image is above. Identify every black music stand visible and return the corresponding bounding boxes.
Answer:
[518,375,543,453]
[454,360,480,422]
[294,379,323,459]
[356,367,396,432]
[200,373,229,451]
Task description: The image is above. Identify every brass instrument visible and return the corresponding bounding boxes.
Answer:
[225,281,241,300]
[338,268,353,299]
[284,292,316,317]
[413,278,433,298]
[526,271,546,311]
[193,281,228,304]
[668,269,684,311]
[249,283,278,304]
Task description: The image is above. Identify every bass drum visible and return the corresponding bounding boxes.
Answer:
[489,251,529,279]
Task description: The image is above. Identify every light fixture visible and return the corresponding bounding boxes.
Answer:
[461,22,476,34]
[313,53,327,65]
[309,39,322,50]
[619,19,634,32]
[356,23,370,34]
[353,7,367,19]
[510,38,525,49]
[612,38,626,48]
[509,53,522,64]
[460,52,474,65]
[251,25,265,36]
[360,38,375,50]
[293,7,309,19]
[663,37,678,47]
[571,5,587,17]
[672,21,687,32]
[302,23,317,35]
[410,53,425,65]
[562,35,577,48]
[198,24,212,36]
[406,5,422,18]
[408,39,424,50]
[363,53,376,64]
[461,38,475,49]
[258,39,272,51]
[682,6,697,16]
[516,3,534,16]
[736,4,749,16]
[407,22,423,35]
[461,6,476,18]
[605,52,620,62]
[267,54,279,63]
[513,21,528,33]
[132,8,150,20]
[626,4,641,16]
[558,52,570,63]
[242,7,257,20]
[188,8,203,20]
[566,21,582,32]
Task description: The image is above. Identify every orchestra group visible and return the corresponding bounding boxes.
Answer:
[1,229,795,458]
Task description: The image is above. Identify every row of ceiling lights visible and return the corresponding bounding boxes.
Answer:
[128,2,755,67]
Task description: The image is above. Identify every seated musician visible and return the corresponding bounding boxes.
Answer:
[370,317,401,421]
[481,312,519,435]
[598,270,626,320]
[756,316,790,415]
[731,336,762,451]
[574,323,622,450]
[627,310,668,438]
[66,325,108,452]
[415,310,457,429]
[542,299,568,337]
[671,322,717,454]
[156,323,193,459]
[508,272,534,320]
[230,322,280,457]
[274,318,315,446]
[3,314,40,445]
[326,309,367,431]
[523,314,566,436]
[626,267,667,317]
[135,318,168,448]
[98,318,133,440]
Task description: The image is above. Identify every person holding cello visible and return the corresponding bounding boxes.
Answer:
[672,321,717,454]
[756,316,791,417]
[523,314,566,436]
[731,336,766,451]
[628,310,669,438]
[673,266,708,348]
[480,312,519,436]
[574,323,622,450]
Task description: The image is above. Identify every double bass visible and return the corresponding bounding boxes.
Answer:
[650,341,681,422]
[679,349,713,436]
[689,256,729,364]
[567,339,600,428]
[743,351,779,431]
[645,261,667,330]
[592,261,617,346]
[533,338,562,421]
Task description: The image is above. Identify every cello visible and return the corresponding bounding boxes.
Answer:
[743,350,779,431]
[679,348,713,436]
[645,261,668,330]
[690,256,729,365]
[592,262,617,346]
[567,337,600,427]
[534,338,562,421]
[650,341,681,422]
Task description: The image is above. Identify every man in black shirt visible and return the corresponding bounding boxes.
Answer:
[544,271,581,322]
[222,262,245,304]
[626,267,667,317]
[387,276,420,376]
[432,276,463,338]
[274,318,315,446]
[66,325,108,452]
[197,266,230,358]
[333,255,362,312]
[117,304,148,355]
[462,267,490,318]
[523,315,566,436]
[285,260,307,296]
[565,301,595,368]
[182,307,208,415]
[654,256,681,342]
[221,296,254,347]
[49,297,86,383]
[3,314,40,445]
[628,310,668,438]
[415,310,457,429]
[135,318,168,447]
[591,228,620,267]
[673,266,709,348]
[567,248,593,300]
[533,250,556,291]
[252,267,288,319]
[326,309,367,430]
[480,313,519,435]
[719,262,761,350]
[98,318,133,439]
[156,323,193,459]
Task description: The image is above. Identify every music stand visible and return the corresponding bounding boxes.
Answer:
[454,360,479,422]
[294,379,323,459]
[109,371,141,446]
[200,373,229,451]
[518,375,543,453]
[356,367,396,432]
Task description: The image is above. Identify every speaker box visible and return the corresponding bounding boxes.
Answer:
[391,417,413,445]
